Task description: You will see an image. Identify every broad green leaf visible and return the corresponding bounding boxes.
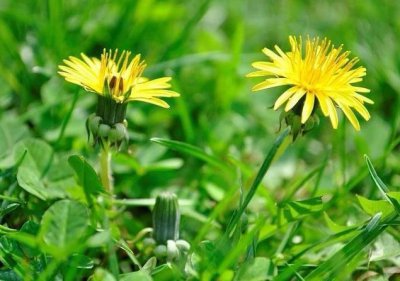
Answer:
[152,263,181,281]
[120,271,153,281]
[0,236,25,259]
[19,221,40,258]
[204,182,225,201]
[68,254,94,269]
[0,203,20,217]
[388,191,400,204]
[15,142,76,200]
[142,257,157,274]
[40,199,89,254]
[356,195,392,218]
[91,268,116,281]
[370,233,400,262]
[14,138,53,176]
[235,257,276,281]
[17,167,48,200]
[259,224,278,241]
[87,231,111,248]
[0,118,29,168]
[17,165,71,200]
[117,240,141,269]
[0,236,34,277]
[68,155,103,203]
[47,154,75,183]
[323,212,351,233]
[278,197,324,225]
[151,137,232,172]
[0,269,21,281]
[0,222,44,279]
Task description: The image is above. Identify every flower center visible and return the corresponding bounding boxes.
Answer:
[109,75,124,97]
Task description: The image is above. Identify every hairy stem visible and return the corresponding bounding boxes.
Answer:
[100,143,113,194]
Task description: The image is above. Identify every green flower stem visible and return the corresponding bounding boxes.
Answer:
[225,127,291,236]
[100,143,113,194]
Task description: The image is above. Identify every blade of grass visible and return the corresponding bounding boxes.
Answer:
[150,138,232,173]
[55,91,79,146]
[365,155,400,214]
[217,217,265,273]
[225,127,291,236]
[304,213,386,280]
[282,164,325,201]
[160,0,213,60]
[302,156,399,280]
[113,198,193,207]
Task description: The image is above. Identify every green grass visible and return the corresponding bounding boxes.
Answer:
[1,0,400,280]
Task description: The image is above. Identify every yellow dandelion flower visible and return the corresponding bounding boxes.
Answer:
[247,36,373,131]
[58,49,180,108]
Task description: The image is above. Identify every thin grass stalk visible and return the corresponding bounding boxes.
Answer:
[225,127,291,236]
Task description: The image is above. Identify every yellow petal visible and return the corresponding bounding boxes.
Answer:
[285,89,306,111]
[130,89,180,98]
[301,93,315,123]
[252,62,280,73]
[338,102,360,131]
[273,87,298,110]
[315,94,329,116]
[326,98,338,129]
[262,48,283,62]
[353,93,374,104]
[130,97,170,108]
[252,78,291,91]
[350,99,370,120]
[246,70,273,77]
[353,87,370,93]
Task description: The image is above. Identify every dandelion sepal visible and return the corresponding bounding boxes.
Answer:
[96,95,128,126]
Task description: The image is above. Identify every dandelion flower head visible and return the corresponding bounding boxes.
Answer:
[247,36,373,131]
[58,49,179,108]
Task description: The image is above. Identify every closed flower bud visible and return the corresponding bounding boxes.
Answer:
[98,124,111,138]
[167,240,180,260]
[154,244,167,258]
[153,192,180,244]
[114,123,127,140]
[175,239,190,252]
[143,237,156,248]
[303,115,320,133]
[280,106,320,141]
[88,115,102,135]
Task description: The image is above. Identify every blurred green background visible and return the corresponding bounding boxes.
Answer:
[1,0,400,241]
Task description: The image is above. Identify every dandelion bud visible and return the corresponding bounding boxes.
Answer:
[143,237,156,248]
[154,244,167,258]
[166,240,180,260]
[98,124,111,138]
[114,123,127,139]
[280,107,319,141]
[175,239,190,252]
[88,115,102,135]
[303,115,320,133]
[152,192,180,244]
